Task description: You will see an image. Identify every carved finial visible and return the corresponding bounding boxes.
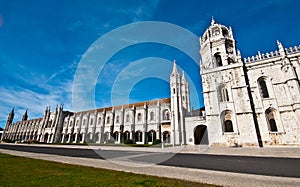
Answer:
[211,16,215,25]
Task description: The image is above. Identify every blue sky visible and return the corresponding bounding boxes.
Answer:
[0,0,299,127]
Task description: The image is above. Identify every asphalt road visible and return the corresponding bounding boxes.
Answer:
[0,144,299,178]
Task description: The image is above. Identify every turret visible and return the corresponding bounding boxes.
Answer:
[170,61,187,145]
[278,41,300,103]
[22,109,28,121]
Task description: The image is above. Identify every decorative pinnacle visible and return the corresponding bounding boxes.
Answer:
[172,60,179,75]
[182,71,187,83]
[277,40,285,56]
[211,17,215,25]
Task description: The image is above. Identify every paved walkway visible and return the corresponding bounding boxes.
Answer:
[1,143,300,187]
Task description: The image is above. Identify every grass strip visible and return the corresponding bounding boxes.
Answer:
[0,153,218,187]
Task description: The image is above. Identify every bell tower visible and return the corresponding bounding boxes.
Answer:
[200,18,240,70]
[199,19,258,147]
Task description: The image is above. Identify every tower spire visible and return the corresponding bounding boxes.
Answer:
[171,60,179,75]
[22,109,28,121]
[182,71,187,83]
[6,107,15,125]
[10,107,14,115]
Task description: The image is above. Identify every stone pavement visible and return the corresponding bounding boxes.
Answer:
[1,143,300,187]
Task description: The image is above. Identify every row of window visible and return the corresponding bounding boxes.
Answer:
[59,130,171,144]
[222,108,278,133]
[213,53,235,67]
[65,110,171,128]
[218,77,270,103]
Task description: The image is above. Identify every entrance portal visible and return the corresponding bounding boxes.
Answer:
[44,133,49,143]
[194,125,208,145]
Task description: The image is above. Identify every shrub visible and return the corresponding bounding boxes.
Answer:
[86,139,95,144]
[2,139,15,143]
[106,139,115,144]
[124,139,134,144]
[152,139,161,145]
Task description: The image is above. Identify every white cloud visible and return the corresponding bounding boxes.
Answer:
[0,77,74,128]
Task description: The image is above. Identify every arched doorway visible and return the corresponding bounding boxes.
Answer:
[147,130,156,143]
[44,133,49,143]
[194,125,208,145]
[163,131,170,143]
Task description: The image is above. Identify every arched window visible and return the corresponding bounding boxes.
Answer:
[113,131,118,141]
[79,133,83,142]
[258,78,269,98]
[225,42,233,54]
[214,53,222,66]
[163,109,170,120]
[95,133,100,142]
[104,132,109,142]
[266,108,278,132]
[90,118,93,126]
[222,28,229,37]
[227,57,234,64]
[88,132,92,141]
[124,131,130,140]
[224,120,234,132]
[120,125,124,132]
[126,114,130,123]
[222,111,234,132]
[116,115,120,123]
[107,116,110,124]
[48,119,52,128]
[72,133,76,142]
[150,112,155,121]
[137,113,142,122]
[98,117,101,125]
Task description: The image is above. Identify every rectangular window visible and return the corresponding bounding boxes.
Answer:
[220,88,229,102]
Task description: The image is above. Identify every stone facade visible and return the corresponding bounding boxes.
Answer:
[2,20,300,147]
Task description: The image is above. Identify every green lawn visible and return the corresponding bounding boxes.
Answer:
[0,153,217,187]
